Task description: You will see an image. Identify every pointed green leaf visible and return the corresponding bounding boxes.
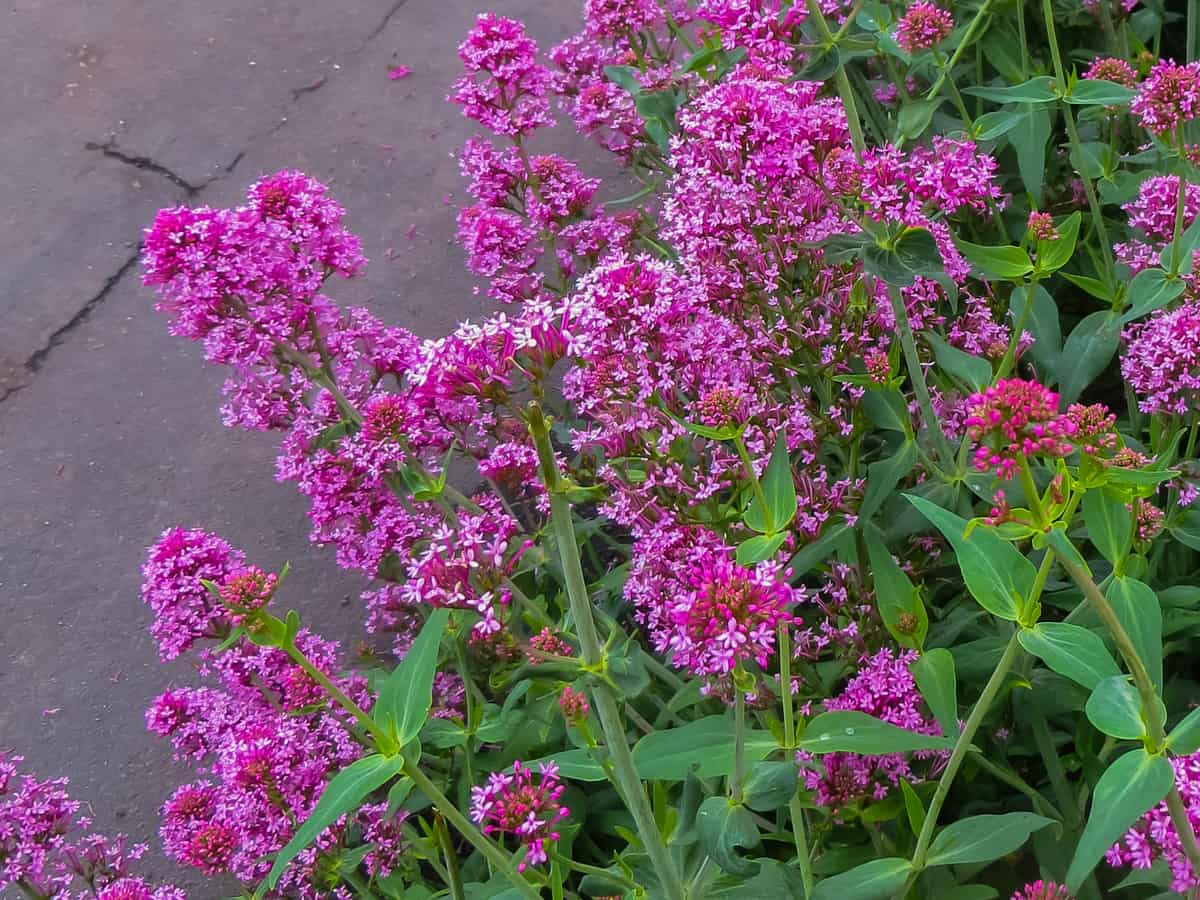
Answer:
[1058,311,1121,404]
[743,430,795,534]
[632,716,777,781]
[1036,212,1082,273]
[1010,284,1061,379]
[954,240,1034,281]
[866,524,928,651]
[912,649,958,737]
[811,858,914,900]
[926,333,992,392]
[1121,267,1184,324]
[1065,79,1135,106]
[267,754,405,887]
[1108,576,1163,691]
[860,440,918,520]
[900,779,926,835]
[1067,749,1175,891]
[799,710,956,754]
[697,797,761,877]
[1167,705,1200,755]
[1086,675,1146,740]
[735,531,789,565]
[1011,104,1052,201]
[373,608,450,745]
[603,65,641,95]
[1017,622,1121,690]
[906,495,1036,621]
[963,76,1058,103]
[927,812,1056,866]
[1083,486,1133,567]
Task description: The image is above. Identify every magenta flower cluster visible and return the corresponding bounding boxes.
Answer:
[1107,752,1200,892]
[470,761,569,870]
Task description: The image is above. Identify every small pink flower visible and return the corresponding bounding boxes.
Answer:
[895,2,954,54]
[1132,59,1200,136]
[964,379,1077,479]
[388,64,411,81]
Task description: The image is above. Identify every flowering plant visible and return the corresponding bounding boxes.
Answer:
[17,2,1200,899]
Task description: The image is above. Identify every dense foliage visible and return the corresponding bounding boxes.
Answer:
[9,1,1200,898]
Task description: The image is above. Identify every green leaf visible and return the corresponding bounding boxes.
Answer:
[860,440,918,520]
[975,108,1024,141]
[963,76,1058,103]
[811,858,914,900]
[741,761,799,812]
[1065,79,1136,106]
[1061,270,1116,301]
[603,65,641,95]
[267,754,405,887]
[1010,105,1052,201]
[1083,487,1133,568]
[1085,675,1146,740]
[897,98,944,140]
[735,531,789,566]
[926,333,992,391]
[787,522,854,577]
[955,239,1034,280]
[1121,268,1185,324]
[906,495,1036,621]
[1171,506,1200,550]
[529,748,606,782]
[900,779,926,835]
[1017,622,1121,690]
[912,648,958,737]
[1067,749,1175,891]
[743,430,796,535]
[1010,284,1061,379]
[635,90,678,128]
[1036,211,1082,273]
[696,797,761,876]
[1058,311,1121,404]
[631,716,778,780]
[866,525,928,651]
[926,812,1056,866]
[861,387,912,433]
[1168,705,1200,754]
[894,227,944,279]
[798,710,956,754]
[373,608,450,746]
[1108,576,1163,691]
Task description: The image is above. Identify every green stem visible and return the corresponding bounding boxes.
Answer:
[887,284,954,465]
[1017,0,1029,80]
[1191,0,1199,63]
[1031,715,1081,828]
[779,624,796,748]
[1018,457,1047,528]
[283,643,394,751]
[405,762,542,900]
[556,855,638,889]
[804,0,865,156]
[925,0,994,103]
[527,403,687,900]
[733,434,772,527]
[436,813,467,900]
[1043,0,1117,280]
[910,631,1023,870]
[1052,545,1200,882]
[995,278,1039,383]
[732,687,747,802]
[1171,149,1190,276]
[788,794,816,898]
[970,749,1064,821]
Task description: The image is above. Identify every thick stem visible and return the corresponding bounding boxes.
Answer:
[788,794,816,898]
[733,434,772,529]
[436,813,468,900]
[779,624,796,749]
[732,687,747,802]
[405,762,542,900]
[1043,0,1117,280]
[910,631,1023,869]
[527,404,687,900]
[804,0,865,156]
[887,284,954,465]
[283,643,393,751]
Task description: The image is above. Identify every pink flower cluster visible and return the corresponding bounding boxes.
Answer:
[965,379,1078,479]
[1115,175,1200,276]
[1132,59,1200,137]
[1107,752,1200,892]
[895,2,954,54]
[1011,881,1072,900]
[0,753,184,899]
[449,14,552,137]
[470,761,569,870]
[798,649,946,812]
[1122,301,1200,416]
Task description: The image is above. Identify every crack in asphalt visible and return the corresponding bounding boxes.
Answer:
[84,141,203,196]
[3,1,412,408]
[0,248,142,404]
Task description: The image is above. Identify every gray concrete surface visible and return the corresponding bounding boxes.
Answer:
[0,0,594,890]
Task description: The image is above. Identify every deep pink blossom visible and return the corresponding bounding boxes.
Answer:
[470,761,569,870]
